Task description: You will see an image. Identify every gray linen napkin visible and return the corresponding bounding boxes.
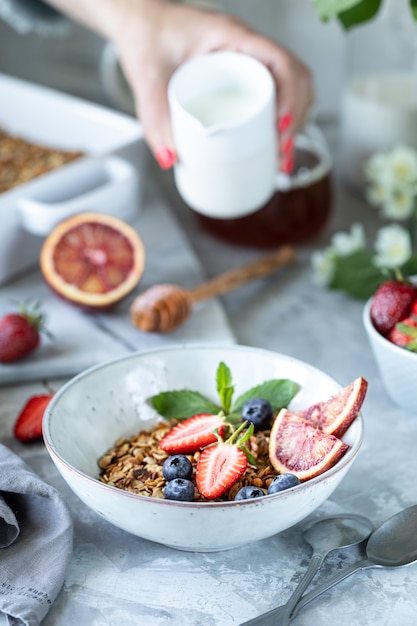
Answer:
[0,444,73,626]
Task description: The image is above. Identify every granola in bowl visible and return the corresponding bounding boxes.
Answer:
[98,421,275,503]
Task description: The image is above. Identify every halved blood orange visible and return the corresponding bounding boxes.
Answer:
[299,377,368,439]
[269,409,349,481]
[40,212,145,310]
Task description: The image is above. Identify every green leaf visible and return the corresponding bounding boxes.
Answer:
[396,323,417,338]
[402,253,417,277]
[149,390,219,419]
[338,0,381,29]
[232,380,300,413]
[313,0,364,21]
[411,0,417,20]
[330,250,386,299]
[216,361,235,413]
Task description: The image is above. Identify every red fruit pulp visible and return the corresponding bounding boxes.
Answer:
[387,317,417,348]
[13,394,53,441]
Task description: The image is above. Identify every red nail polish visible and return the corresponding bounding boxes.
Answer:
[282,154,294,175]
[155,146,177,170]
[278,113,293,133]
[282,135,294,155]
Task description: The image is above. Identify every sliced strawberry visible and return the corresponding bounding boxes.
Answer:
[159,413,225,454]
[13,394,53,442]
[196,421,253,499]
[411,299,417,318]
[388,317,417,350]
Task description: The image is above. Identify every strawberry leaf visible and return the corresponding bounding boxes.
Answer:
[396,323,417,338]
[232,379,300,413]
[149,390,219,419]
[216,361,235,413]
[242,446,257,467]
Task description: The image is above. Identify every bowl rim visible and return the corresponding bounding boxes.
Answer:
[363,297,417,362]
[43,343,365,509]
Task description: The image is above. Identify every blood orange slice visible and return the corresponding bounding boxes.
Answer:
[40,212,145,310]
[269,409,349,481]
[299,377,368,439]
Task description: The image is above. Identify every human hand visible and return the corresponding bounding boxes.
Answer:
[112,0,314,172]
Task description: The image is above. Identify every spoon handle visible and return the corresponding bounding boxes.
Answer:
[240,554,324,626]
[291,558,374,618]
[275,554,324,626]
[240,559,372,626]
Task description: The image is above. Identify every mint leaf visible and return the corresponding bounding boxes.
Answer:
[216,361,235,413]
[232,380,300,413]
[411,0,417,20]
[149,363,300,421]
[149,390,219,419]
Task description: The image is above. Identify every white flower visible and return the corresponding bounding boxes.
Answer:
[331,223,365,256]
[373,224,412,269]
[381,187,415,220]
[366,182,390,207]
[311,248,336,287]
[365,152,392,186]
[389,145,417,185]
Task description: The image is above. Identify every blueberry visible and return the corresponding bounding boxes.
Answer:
[164,478,195,501]
[234,486,265,501]
[241,398,274,431]
[267,473,301,494]
[162,455,193,481]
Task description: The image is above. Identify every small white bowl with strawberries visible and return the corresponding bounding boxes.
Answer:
[363,279,417,413]
[43,345,366,552]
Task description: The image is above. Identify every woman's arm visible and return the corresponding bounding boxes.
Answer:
[44,0,313,171]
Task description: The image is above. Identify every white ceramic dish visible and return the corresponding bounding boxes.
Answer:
[363,298,417,413]
[43,344,364,552]
[0,72,144,285]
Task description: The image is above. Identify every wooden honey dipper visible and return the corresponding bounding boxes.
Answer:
[130,245,296,333]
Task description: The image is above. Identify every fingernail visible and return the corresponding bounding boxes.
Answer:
[155,146,177,170]
[278,113,293,134]
[282,135,294,155]
[282,154,294,175]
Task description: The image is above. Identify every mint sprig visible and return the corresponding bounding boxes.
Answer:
[148,362,300,420]
[216,361,234,413]
[150,390,219,419]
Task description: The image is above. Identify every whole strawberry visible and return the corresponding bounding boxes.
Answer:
[0,303,47,363]
[370,280,417,336]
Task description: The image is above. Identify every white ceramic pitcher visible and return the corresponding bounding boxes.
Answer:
[168,51,277,218]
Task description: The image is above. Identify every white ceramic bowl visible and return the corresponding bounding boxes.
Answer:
[363,298,417,413]
[43,345,364,552]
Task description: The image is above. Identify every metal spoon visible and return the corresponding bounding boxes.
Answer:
[242,504,417,626]
[241,513,373,626]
